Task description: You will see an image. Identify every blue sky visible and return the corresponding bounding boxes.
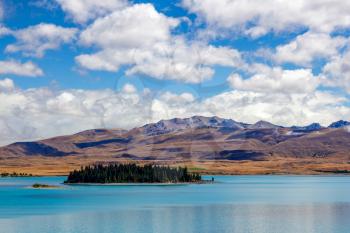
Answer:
[0,0,350,145]
[0,0,304,94]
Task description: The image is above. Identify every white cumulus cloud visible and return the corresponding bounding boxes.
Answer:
[323,49,350,94]
[0,60,43,77]
[76,3,243,83]
[199,90,349,128]
[182,0,350,37]
[5,23,78,58]
[228,67,320,94]
[56,0,128,24]
[274,32,347,66]
[0,78,15,92]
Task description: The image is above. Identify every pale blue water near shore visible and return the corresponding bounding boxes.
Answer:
[1,176,350,233]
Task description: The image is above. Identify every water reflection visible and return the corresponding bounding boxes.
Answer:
[1,203,350,233]
[2,176,350,233]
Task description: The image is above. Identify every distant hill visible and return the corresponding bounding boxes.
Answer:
[291,123,323,132]
[329,120,350,128]
[1,116,350,162]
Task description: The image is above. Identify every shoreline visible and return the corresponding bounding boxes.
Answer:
[2,173,350,178]
[64,180,214,186]
[65,183,193,186]
[26,186,64,190]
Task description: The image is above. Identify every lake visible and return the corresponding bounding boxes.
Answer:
[1,175,350,233]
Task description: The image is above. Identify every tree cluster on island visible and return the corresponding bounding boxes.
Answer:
[64,164,202,184]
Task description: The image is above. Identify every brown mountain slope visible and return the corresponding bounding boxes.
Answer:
[0,116,350,175]
[272,128,350,159]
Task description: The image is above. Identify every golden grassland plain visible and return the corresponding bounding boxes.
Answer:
[1,156,350,176]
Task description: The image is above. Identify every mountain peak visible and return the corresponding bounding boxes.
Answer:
[248,120,281,129]
[291,123,323,132]
[329,120,350,128]
[142,116,245,136]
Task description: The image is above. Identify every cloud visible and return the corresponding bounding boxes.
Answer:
[0,2,8,37]
[182,0,350,37]
[5,23,77,57]
[158,92,195,105]
[56,0,128,24]
[274,32,347,66]
[30,0,59,10]
[0,25,10,37]
[199,90,349,128]
[0,60,43,77]
[0,78,15,92]
[0,80,155,145]
[79,3,180,49]
[323,49,350,93]
[228,67,320,94]
[76,3,243,83]
[181,0,350,92]
[0,78,349,146]
[121,83,137,94]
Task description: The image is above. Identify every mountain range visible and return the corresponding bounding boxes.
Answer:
[1,116,350,162]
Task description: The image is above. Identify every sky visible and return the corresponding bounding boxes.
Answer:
[0,0,350,145]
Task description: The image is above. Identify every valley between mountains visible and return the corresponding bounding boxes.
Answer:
[1,116,350,175]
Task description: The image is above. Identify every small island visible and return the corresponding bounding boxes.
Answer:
[32,183,60,189]
[64,164,202,184]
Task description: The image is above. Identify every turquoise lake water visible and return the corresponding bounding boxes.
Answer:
[1,176,350,233]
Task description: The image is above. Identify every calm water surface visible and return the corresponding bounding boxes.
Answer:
[1,175,350,233]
